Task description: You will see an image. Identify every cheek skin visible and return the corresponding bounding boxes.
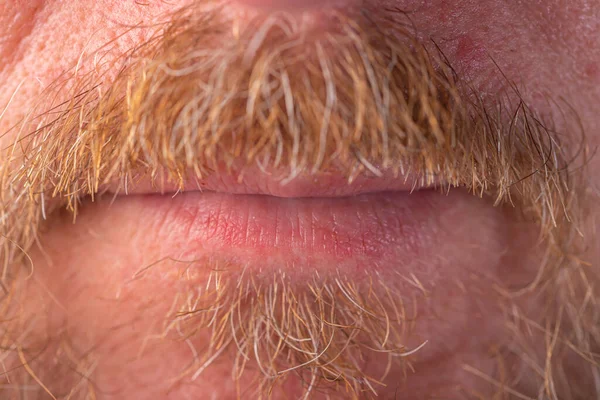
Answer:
[0,0,45,73]
[0,1,173,133]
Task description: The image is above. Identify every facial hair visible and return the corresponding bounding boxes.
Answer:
[0,2,597,399]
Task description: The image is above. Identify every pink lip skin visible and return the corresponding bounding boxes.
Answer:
[104,168,446,270]
[109,188,448,282]
[150,190,435,260]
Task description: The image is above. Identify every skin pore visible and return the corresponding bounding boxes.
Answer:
[0,1,599,399]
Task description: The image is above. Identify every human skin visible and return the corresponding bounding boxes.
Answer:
[0,1,599,399]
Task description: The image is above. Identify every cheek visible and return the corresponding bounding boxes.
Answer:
[0,1,176,148]
[0,0,45,71]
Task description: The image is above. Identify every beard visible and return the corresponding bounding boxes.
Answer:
[0,2,597,399]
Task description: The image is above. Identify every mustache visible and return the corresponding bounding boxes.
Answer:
[3,3,577,262]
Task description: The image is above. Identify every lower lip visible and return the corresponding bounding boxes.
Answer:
[130,189,442,267]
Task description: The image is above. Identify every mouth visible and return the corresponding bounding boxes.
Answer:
[95,165,501,284]
[101,164,449,269]
[119,182,438,261]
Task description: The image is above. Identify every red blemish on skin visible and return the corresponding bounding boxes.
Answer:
[584,63,599,80]
[456,35,480,61]
[455,35,487,71]
[438,0,451,23]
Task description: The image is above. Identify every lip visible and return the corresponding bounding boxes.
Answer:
[109,166,441,198]
[105,169,444,267]
[138,189,438,262]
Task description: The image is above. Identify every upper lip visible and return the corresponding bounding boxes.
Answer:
[108,166,440,198]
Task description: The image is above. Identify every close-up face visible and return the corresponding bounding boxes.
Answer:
[0,1,599,399]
